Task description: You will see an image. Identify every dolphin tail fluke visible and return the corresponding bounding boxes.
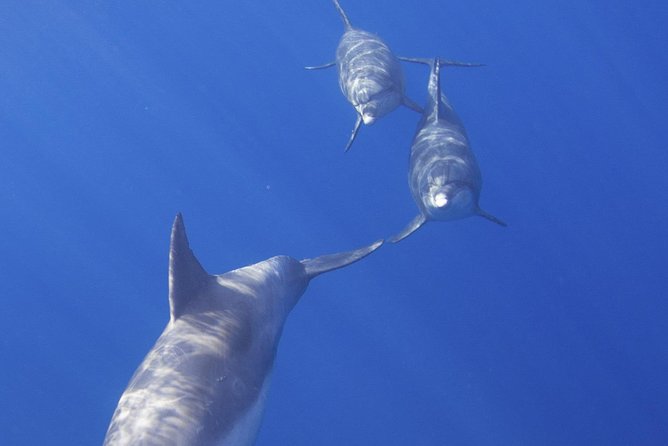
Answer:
[398,56,432,66]
[398,56,485,68]
[169,213,210,321]
[403,96,424,114]
[332,0,353,30]
[477,208,507,227]
[344,115,363,152]
[389,214,427,243]
[301,239,383,279]
[305,61,336,70]
[439,58,486,68]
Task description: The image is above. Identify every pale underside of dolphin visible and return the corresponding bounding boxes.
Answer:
[103,214,383,446]
[390,58,506,243]
[306,0,484,152]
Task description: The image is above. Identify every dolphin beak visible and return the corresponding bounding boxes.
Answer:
[362,113,375,125]
[432,192,448,208]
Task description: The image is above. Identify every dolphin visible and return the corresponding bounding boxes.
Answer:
[389,58,506,243]
[306,0,424,152]
[306,1,483,152]
[103,213,383,445]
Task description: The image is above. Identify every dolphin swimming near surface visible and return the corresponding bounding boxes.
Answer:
[103,213,382,446]
[390,58,506,243]
[306,0,424,152]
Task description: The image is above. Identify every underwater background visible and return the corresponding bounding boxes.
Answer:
[1,0,667,444]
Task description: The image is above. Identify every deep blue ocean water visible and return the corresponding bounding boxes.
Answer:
[1,1,667,444]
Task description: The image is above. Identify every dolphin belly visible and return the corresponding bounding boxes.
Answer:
[217,375,272,446]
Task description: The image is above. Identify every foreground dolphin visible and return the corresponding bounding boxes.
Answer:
[390,58,506,243]
[104,214,382,445]
[306,0,423,152]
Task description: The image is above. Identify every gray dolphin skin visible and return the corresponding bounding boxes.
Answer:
[103,213,383,446]
[306,0,423,152]
[390,58,506,243]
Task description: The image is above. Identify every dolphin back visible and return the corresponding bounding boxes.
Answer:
[301,239,383,278]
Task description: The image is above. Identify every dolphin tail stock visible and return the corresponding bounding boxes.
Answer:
[398,56,485,68]
[332,0,353,30]
[301,239,383,279]
[477,208,508,227]
[344,114,363,152]
[389,214,427,243]
[305,61,336,70]
[169,213,211,321]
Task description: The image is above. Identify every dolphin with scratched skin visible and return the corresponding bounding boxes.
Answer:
[306,0,424,152]
[390,58,506,243]
[103,213,382,446]
[307,0,482,152]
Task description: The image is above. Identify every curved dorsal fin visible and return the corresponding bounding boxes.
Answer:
[169,213,209,321]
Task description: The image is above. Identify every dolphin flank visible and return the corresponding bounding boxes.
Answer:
[103,214,383,446]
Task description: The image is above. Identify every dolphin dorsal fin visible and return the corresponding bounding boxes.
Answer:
[332,0,353,30]
[301,239,383,279]
[396,57,443,121]
[169,213,209,321]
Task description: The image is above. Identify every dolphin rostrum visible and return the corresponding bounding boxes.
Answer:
[103,213,383,445]
[390,58,506,243]
[306,0,424,152]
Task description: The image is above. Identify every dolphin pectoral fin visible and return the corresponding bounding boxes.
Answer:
[403,96,424,114]
[477,208,507,227]
[305,62,336,70]
[389,214,427,243]
[301,239,384,279]
[344,115,363,152]
[169,213,211,321]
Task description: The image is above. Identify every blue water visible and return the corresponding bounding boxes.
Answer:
[1,1,667,444]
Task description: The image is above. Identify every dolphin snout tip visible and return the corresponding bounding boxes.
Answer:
[433,193,448,208]
[362,114,375,125]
